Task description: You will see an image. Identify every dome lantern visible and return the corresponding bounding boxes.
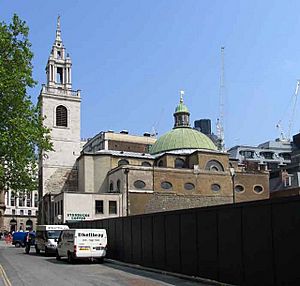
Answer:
[173,90,190,128]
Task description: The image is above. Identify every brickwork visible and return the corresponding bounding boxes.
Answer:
[108,140,150,153]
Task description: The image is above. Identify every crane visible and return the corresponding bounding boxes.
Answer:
[216,47,225,151]
[276,80,300,141]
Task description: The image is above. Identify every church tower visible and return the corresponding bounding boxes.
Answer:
[38,17,81,223]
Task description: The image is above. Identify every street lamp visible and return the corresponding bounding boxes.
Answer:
[229,167,236,204]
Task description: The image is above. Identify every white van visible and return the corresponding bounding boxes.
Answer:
[56,229,107,263]
[35,225,69,255]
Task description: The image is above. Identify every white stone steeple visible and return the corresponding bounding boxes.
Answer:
[46,16,72,90]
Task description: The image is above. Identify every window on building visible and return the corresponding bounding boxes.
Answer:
[253,185,264,194]
[19,196,25,207]
[95,200,104,214]
[109,201,117,214]
[117,180,121,192]
[235,185,245,193]
[26,192,32,207]
[260,152,274,160]
[60,200,63,215]
[158,160,163,167]
[161,181,172,190]
[175,158,185,168]
[12,209,15,215]
[205,160,224,171]
[211,184,221,192]
[279,153,291,161]
[56,67,63,84]
[34,193,38,207]
[142,161,151,167]
[109,181,114,192]
[10,195,15,207]
[57,50,61,59]
[56,105,68,127]
[184,182,195,191]
[239,150,254,159]
[28,210,32,216]
[134,180,146,189]
[118,159,129,166]
[20,210,24,216]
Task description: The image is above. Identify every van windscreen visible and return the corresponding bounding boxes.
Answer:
[46,230,61,239]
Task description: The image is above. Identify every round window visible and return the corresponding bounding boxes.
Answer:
[254,185,263,193]
[235,185,244,193]
[161,181,172,190]
[184,183,195,191]
[211,184,221,192]
[134,180,146,189]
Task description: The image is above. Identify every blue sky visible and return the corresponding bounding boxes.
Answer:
[2,0,300,148]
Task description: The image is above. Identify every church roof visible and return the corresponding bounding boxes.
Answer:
[149,127,217,155]
[150,91,217,155]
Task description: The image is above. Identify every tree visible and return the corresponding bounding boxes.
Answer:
[0,14,52,230]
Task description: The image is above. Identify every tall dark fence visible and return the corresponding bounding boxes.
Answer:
[69,196,300,286]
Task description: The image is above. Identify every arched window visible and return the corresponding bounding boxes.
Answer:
[56,105,68,127]
[142,161,151,167]
[26,219,33,231]
[205,160,224,172]
[117,180,121,192]
[109,181,114,192]
[175,158,185,168]
[118,159,129,166]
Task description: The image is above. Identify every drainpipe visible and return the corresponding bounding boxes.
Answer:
[124,168,129,216]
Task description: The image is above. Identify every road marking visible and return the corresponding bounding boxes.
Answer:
[0,264,12,286]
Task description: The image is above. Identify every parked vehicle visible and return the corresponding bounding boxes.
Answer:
[56,229,107,263]
[35,225,69,255]
[12,232,27,247]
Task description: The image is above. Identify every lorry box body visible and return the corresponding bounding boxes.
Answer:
[35,225,69,255]
[57,229,107,262]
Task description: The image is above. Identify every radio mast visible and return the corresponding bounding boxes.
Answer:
[216,47,225,151]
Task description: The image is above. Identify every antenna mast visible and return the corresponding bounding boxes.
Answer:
[216,47,225,151]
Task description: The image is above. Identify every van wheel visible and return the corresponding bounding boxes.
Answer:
[15,242,21,248]
[56,251,61,261]
[67,252,74,264]
[35,246,40,254]
[97,257,104,264]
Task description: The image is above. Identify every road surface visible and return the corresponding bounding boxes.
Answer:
[0,241,211,286]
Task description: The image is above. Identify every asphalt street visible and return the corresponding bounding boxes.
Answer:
[0,241,211,286]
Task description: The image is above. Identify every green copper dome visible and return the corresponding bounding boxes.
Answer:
[175,101,189,114]
[150,127,217,155]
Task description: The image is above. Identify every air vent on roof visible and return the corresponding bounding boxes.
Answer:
[107,130,114,133]
[143,132,151,137]
[120,130,129,134]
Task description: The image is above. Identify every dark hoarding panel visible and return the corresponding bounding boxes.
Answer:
[218,207,243,285]
[242,205,274,286]
[197,209,218,280]
[165,214,180,273]
[180,211,197,276]
[141,216,153,267]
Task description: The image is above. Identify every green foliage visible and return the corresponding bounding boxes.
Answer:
[0,14,52,194]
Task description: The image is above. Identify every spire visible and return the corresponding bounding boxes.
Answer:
[173,90,190,128]
[55,15,62,43]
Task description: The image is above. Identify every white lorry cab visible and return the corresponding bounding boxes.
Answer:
[56,229,107,263]
[35,225,69,255]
